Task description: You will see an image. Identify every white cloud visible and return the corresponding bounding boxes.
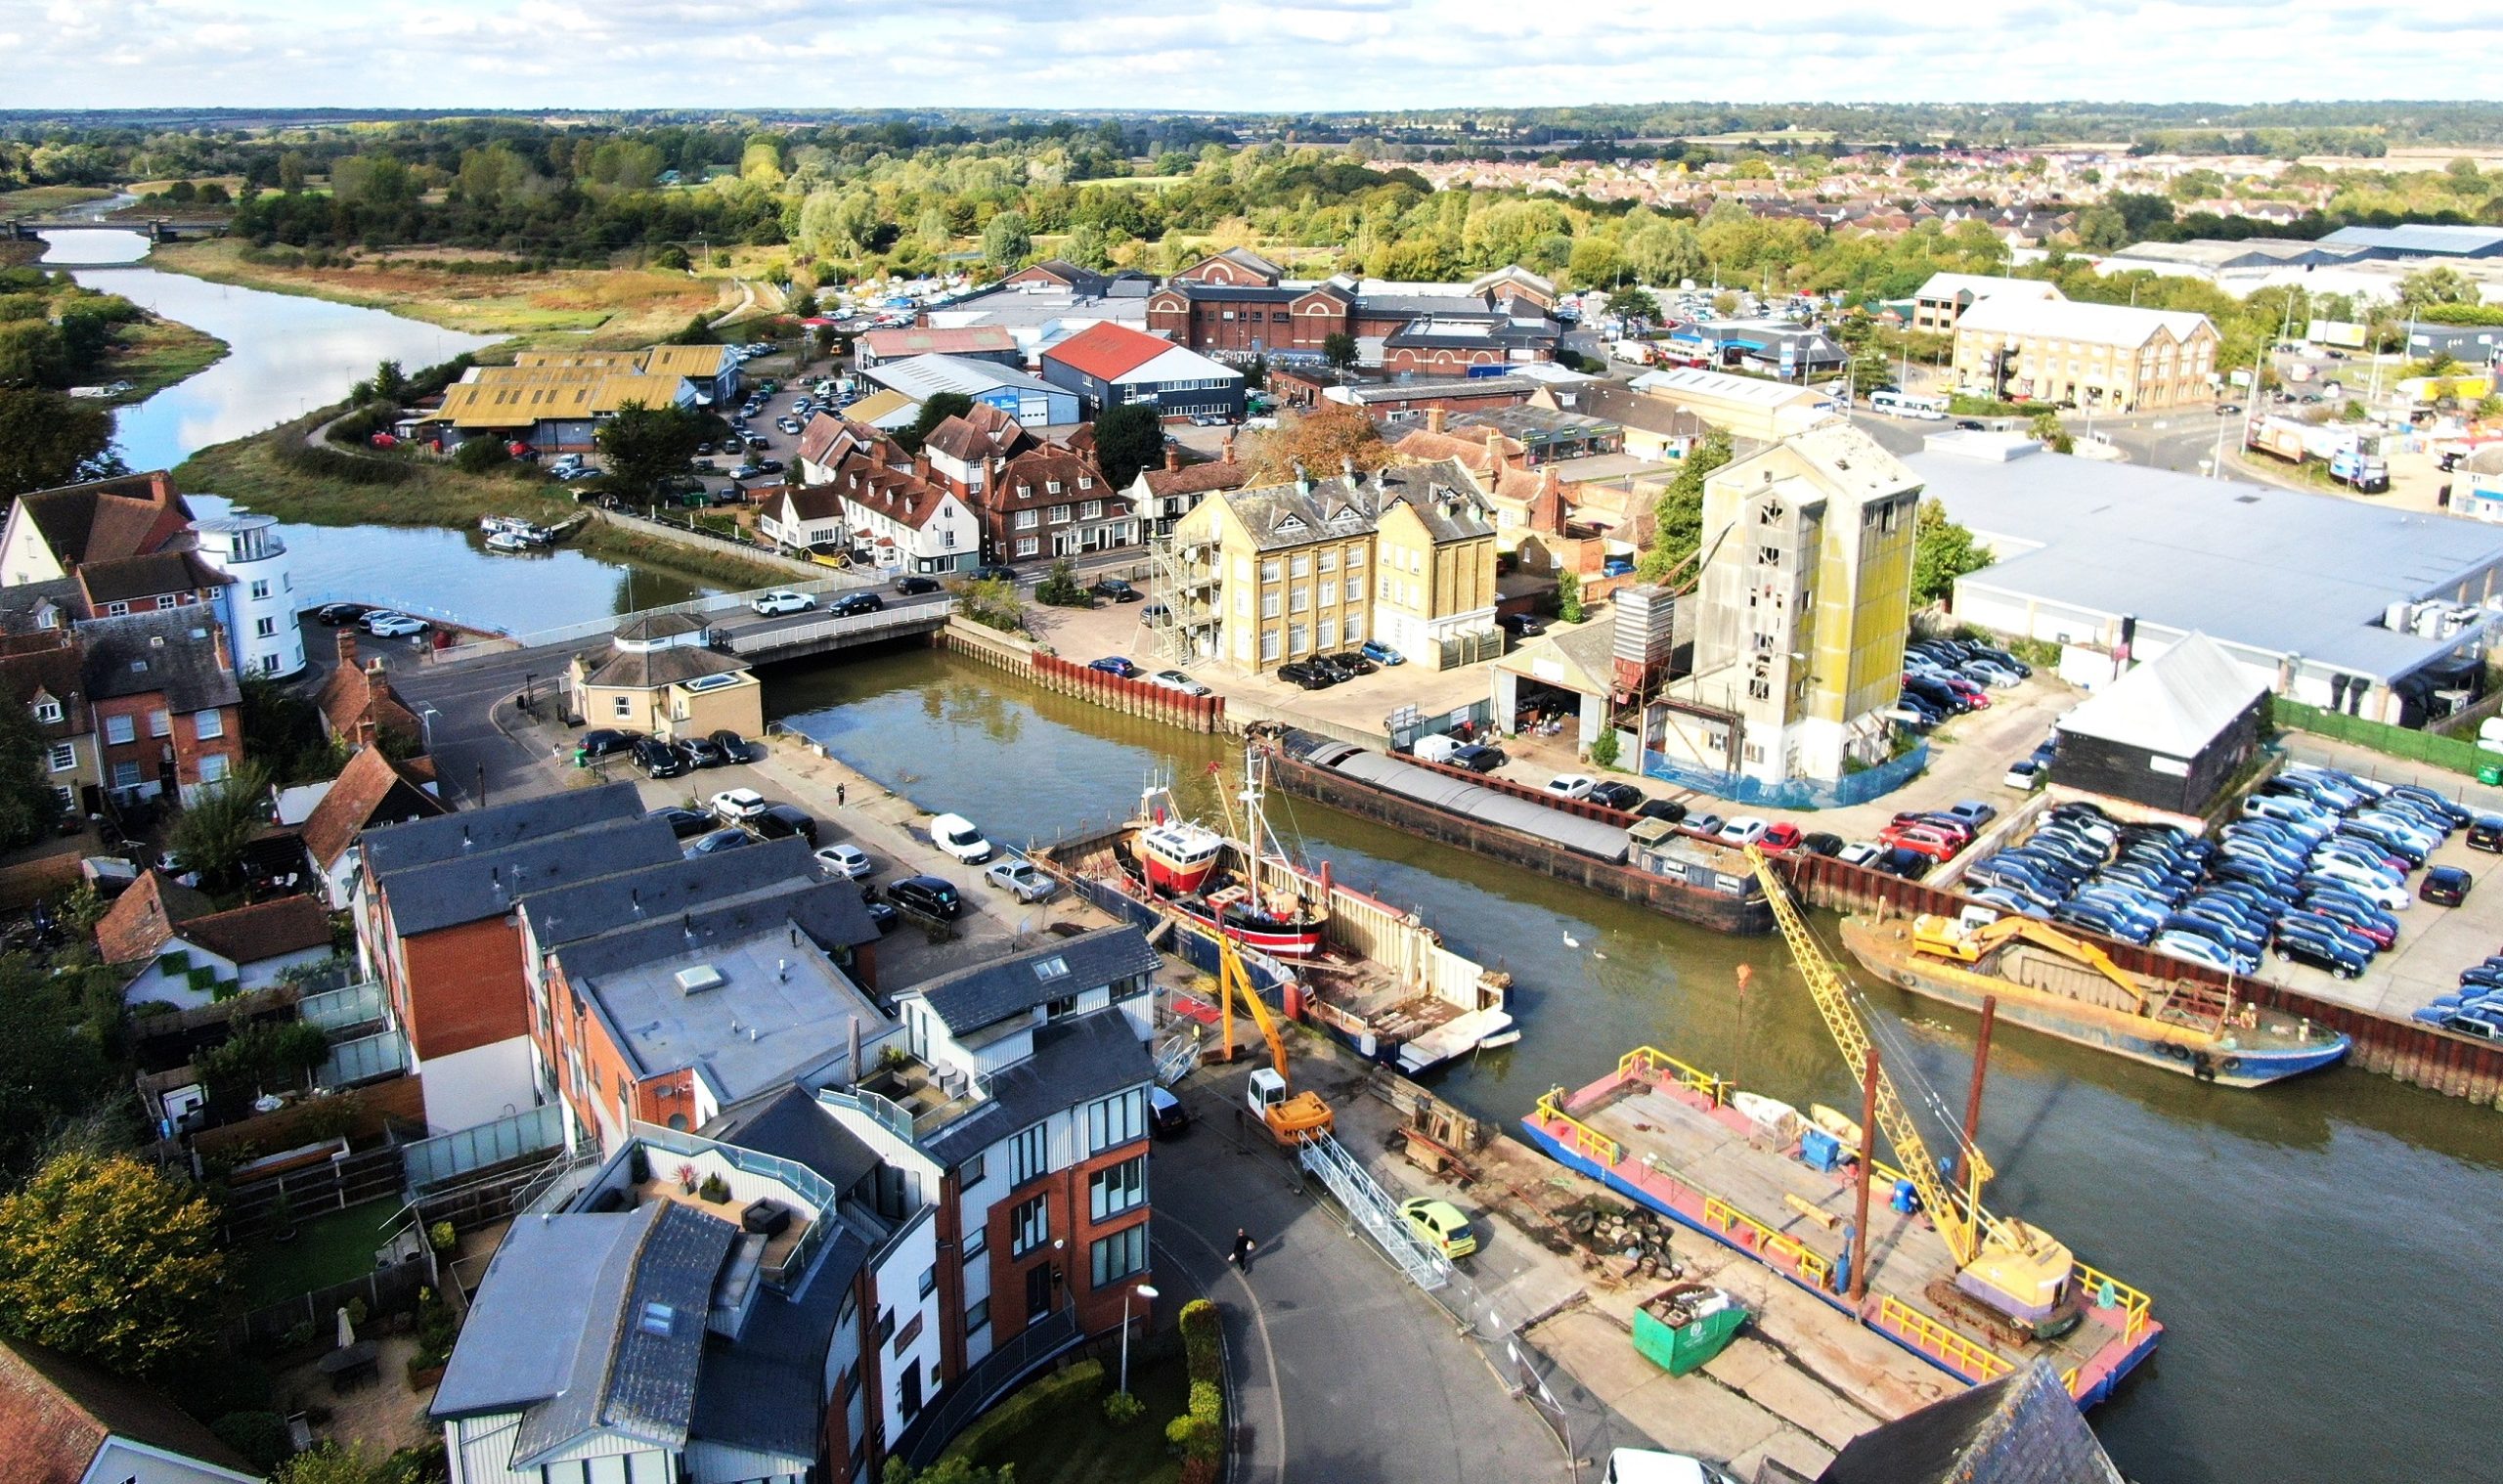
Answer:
[0,0,2495,108]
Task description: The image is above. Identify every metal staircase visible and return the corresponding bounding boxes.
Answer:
[1295,1130,1451,1292]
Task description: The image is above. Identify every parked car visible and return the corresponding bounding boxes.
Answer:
[710,788,769,822]
[2274,922,2372,980]
[1686,811,1727,839]
[579,728,641,759]
[747,804,818,846]
[1588,782,1645,811]
[887,874,964,920]
[2470,814,2503,853]
[2003,759,2045,791]
[984,859,1060,902]
[896,575,944,596]
[972,563,1019,583]
[1277,662,1334,690]
[753,589,815,616]
[1450,744,1507,774]
[675,735,729,769]
[365,612,428,637]
[651,806,714,839]
[1359,639,1405,667]
[1091,578,1144,602]
[1149,1086,1190,1138]
[863,899,901,935]
[1496,613,1546,637]
[1715,816,1771,847]
[1150,670,1212,697]
[814,844,875,879]
[315,602,372,625]
[1837,841,1884,868]
[1089,656,1143,678]
[2422,865,2474,907]
[683,828,752,860]
[1635,798,1689,825]
[633,738,687,778]
[1760,822,1803,853]
[829,590,885,617]
[931,812,995,864]
[710,729,749,763]
[1545,774,1597,801]
[1323,650,1378,677]
[1398,1198,1478,1260]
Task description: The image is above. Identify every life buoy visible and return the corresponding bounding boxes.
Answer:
[2218,1056,2242,1074]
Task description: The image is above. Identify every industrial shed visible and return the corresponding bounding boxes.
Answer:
[1323,747,1632,863]
[2052,633,2266,820]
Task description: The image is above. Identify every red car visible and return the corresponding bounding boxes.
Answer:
[1888,811,1974,846]
[1760,822,1803,853]
[1878,825,1961,861]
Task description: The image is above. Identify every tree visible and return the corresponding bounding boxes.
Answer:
[882,1458,1009,1484]
[1239,403,1393,483]
[0,695,59,849]
[1320,331,1357,371]
[1035,558,1089,606]
[1092,403,1165,491]
[1556,570,1583,624]
[946,575,1024,633]
[0,956,112,1182]
[595,401,705,501]
[1911,499,1992,606]
[370,360,408,404]
[2398,266,2478,314]
[168,762,271,893]
[1635,429,1735,582]
[0,1151,227,1375]
[453,436,510,475]
[896,392,975,457]
[1604,286,1660,325]
[0,386,117,498]
[2029,411,2074,454]
[981,210,1032,272]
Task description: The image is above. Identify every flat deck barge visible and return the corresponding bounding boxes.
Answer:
[1520,1046,2160,1407]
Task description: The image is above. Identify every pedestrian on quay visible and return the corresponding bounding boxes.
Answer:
[837,782,848,807]
[1230,1228,1256,1274]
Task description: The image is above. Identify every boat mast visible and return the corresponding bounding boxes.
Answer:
[1243,747,1264,914]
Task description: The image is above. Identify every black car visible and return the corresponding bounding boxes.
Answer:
[896,576,944,596]
[1635,798,1690,824]
[1496,613,1546,637]
[710,728,749,762]
[746,803,819,846]
[1091,578,1143,602]
[830,591,885,617]
[1322,650,1378,677]
[1149,1086,1190,1138]
[633,738,687,778]
[888,874,964,920]
[1277,662,1333,690]
[579,727,641,759]
[683,828,751,859]
[316,602,372,625]
[1451,744,1508,774]
[1874,846,1935,881]
[863,899,900,935]
[676,735,729,769]
[2470,814,2503,853]
[1799,832,1847,857]
[2273,923,2370,979]
[1954,418,1987,431]
[650,806,715,839]
[1306,656,1354,684]
[756,458,784,474]
[973,563,1018,583]
[2422,865,2474,907]
[1587,781,1645,811]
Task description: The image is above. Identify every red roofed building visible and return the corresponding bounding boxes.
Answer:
[0,471,195,589]
[1039,322,1244,423]
[820,430,980,577]
[0,1335,262,1484]
[96,869,336,1010]
[1126,439,1250,538]
[299,743,446,907]
[313,631,424,755]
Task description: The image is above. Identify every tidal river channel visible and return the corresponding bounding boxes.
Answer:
[35,231,720,633]
[770,645,2502,1484]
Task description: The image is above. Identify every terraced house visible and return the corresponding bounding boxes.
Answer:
[918,407,1136,562]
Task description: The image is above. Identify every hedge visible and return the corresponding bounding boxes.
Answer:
[946,1357,1105,1463]
[1179,1298,1220,1383]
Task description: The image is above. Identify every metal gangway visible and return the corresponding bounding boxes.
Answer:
[1295,1129,1452,1292]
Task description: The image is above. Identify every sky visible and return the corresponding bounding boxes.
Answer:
[3,0,2498,112]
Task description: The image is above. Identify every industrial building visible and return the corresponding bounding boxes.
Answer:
[860,353,1082,427]
[1915,432,2503,725]
[2050,633,2268,823]
[2318,224,2503,260]
[1630,368,1842,442]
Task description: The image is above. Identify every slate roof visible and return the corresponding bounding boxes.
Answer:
[704,1083,884,1193]
[1385,473,1498,546]
[2056,633,2263,758]
[614,611,705,644]
[1820,1360,2123,1484]
[0,635,88,742]
[0,578,81,636]
[0,1334,257,1484]
[94,869,213,965]
[74,551,226,606]
[925,1009,1155,1166]
[1209,469,1386,551]
[177,895,334,965]
[78,609,239,713]
[688,1220,869,1461]
[12,471,192,571]
[300,744,446,870]
[373,816,681,937]
[517,837,847,956]
[360,780,644,877]
[912,926,1162,1034]
[578,643,749,690]
[1138,451,1251,500]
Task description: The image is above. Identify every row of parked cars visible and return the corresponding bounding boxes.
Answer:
[1891,636,2032,731]
[1963,765,2472,980]
[1085,657,1214,696]
[579,726,752,781]
[1278,641,1406,689]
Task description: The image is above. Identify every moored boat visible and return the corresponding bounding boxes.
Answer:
[1842,913,2349,1087]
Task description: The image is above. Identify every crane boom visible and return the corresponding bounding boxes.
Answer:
[1218,932,1291,1076]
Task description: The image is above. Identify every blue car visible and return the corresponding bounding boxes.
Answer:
[1088,656,1143,678]
[2273,923,2371,980]
[1360,639,1405,667]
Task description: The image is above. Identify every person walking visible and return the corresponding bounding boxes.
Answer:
[1230,1228,1256,1274]
[837,782,848,807]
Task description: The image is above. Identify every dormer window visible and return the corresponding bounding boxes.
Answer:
[31,699,60,724]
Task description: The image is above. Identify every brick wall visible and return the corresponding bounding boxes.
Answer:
[402,917,529,1060]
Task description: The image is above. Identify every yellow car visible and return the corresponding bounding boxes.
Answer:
[1399,1197,1477,1259]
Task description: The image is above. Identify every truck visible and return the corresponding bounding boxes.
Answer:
[1611,339,1658,367]
[2245,415,2389,493]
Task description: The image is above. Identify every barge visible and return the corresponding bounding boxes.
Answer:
[1261,729,1773,936]
[1844,913,2350,1087]
[1521,1045,2161,1407]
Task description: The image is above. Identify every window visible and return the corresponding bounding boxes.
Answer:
[1016,537,1039,557]
[249,579,271,600]
[1234,588,1251,617]
[1289,586,1309,614]
[1090,1222,1148,1287]
[1009,1194,1049,1256]
[1010,1120,1049,1183]
[1090,1156,1147,1220]
[1289,554,1310,578]
[612,696,632,718]
[1260,559,1281,583]
[105,602,128,618]
[1319,579,1338,607]
[1318,618,1338,649]
[919,1264,937,1299]
[195,711,224,740]
[47,743,74,772]
[962,1224,988,1261]
[253,616,276,638]
[1259,630,1281,663]
[1288,623,1308,655]
[1344,613,1363,642]
[1086,1090,1143,1152]
[104,715,135,745]
[31,699,60,724]
[1318,549,1338,572]
[1013,509,1037,530]
[1050,505,1073,525]
[966,1296,990,1334]
[1259,591,1280,620]
[1080,500,1103,520]
[111,762,141,790]
[149,710,170,739]
[895,1313,923,1355]
[50,785,72,811]
[1345,546,1364,569]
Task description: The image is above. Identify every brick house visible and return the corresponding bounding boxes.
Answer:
[80,609,243,806]
[356,782,679,1133]
[69,550,227,623]
[96,872,334,1009]
[1125,441,1250,539]
[0,1335,261,1484]
[315,630,425,753]
[0,630,94,817]
[822,431,981,578]
[1167,246,1285,287]
[933,419,1135,563]
[0,469,195,589]
[298,742,445,907]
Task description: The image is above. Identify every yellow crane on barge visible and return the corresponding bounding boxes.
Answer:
[1744,847,2077,1331]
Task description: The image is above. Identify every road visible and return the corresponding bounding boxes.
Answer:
[1848,405,2266,484]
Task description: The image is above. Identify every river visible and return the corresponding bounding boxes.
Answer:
[768,645,2497,1484]
[33,230,721,633]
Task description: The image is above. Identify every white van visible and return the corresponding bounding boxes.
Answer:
[1603,1450,1742,1484]
[1412,734,1463,765]
[931,812,994,864]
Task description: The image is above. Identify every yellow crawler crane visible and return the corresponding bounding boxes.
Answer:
[1745,848,2075,1328]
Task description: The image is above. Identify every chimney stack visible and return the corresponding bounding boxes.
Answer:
[1425,406,1447,435]
[1220,432,1237,464]
[1341,454,1356,482]
[1164,447,1182,473]
[1294,462,1311,499]
[336,631,357,669]
[357,719,376,749]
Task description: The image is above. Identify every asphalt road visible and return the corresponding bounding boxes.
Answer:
[1849,405,2267,484]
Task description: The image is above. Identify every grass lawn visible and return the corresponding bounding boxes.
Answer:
[97,313,229,403]
[0,184,114,217]
[977,1339,1189,1484]
[242,1197,399,1308]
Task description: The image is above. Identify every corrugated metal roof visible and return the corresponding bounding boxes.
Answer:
[1326,749,1630,862]
[2057,633,2263,756]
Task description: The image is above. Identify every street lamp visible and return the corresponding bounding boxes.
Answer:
[1119,1283,1161,1396]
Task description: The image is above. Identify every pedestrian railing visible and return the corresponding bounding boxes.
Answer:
[402,1104,567,1194]
[1295,1129,1451,1292]
[722,597,953,655]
